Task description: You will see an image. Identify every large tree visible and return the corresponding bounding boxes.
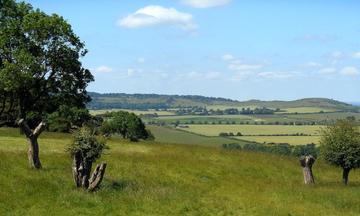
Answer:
[0,0,93,168]
[320,119,360,185]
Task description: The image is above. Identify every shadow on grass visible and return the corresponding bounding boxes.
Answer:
[102,178,137,191]
[316,181,360,188]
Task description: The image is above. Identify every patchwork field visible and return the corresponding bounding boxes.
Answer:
[278,107,337,113]
[147,125,251,147]
[238,135,320,145]
[1,127,360,215]
[180,125,323,136]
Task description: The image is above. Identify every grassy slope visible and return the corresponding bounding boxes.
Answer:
[2,128,360,215]
[147,125,251,147]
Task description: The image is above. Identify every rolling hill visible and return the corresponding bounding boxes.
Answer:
[87,92,358,112]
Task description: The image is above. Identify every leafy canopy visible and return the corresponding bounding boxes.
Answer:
[68,127,107,162]
[0,0,93,123]
[320,119,360,170]
[101,111,150,141]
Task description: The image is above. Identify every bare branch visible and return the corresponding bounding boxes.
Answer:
[33,122,46,138]
[18,119,33,138]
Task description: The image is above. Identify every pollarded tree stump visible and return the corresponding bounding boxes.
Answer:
[72,153,107,191]
[299,155,315,184]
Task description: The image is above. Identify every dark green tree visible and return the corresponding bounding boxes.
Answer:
[101,111,150,141]
[320,120,360,185]
[0,0,93,168]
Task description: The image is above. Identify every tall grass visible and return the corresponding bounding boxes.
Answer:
[1,127,360,215]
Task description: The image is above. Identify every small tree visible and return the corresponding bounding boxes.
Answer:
[320,120,360,185]
[68,127,108,191]
[101,111,149,141]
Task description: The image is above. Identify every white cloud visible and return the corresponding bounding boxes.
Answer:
[179,71,221,80]
[137,57,146,64]
[340,66,360,76]
[318,67,336,75]
[204,71,221,79]
[304,61,322,68]
[352,52,360,59]
[117,5,197,31]
[127,68,143,77]
[222,53,264,72]
[330,51,344,59]
[182,0,231,8]
[228,63,263,71]
[95,66,113,73]
[257,71,295,79]
[222,54,235,61]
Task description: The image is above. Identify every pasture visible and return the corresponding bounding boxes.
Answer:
[1,127,360,215]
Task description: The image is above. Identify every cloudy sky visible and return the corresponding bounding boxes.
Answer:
[26,0,360,102]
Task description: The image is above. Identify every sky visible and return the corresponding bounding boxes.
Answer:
[25,0,360,102]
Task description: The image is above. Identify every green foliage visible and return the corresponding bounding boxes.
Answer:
[320,120,360,170]
[101,111,149,141]
[47,105,91,132]
[68,127,107,162]
[0,0,93,123]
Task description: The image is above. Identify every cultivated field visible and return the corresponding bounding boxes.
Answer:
[180,125,323,136]
[147,125,250,147]
[238,135,320,145]
[1,127,360,215]
[278,107,337,113]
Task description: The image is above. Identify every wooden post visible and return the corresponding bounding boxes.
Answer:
[300,155,315,184]
[18,119,46,169]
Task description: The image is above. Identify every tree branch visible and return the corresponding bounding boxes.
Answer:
[33,122,46,138]
[18,119,33,138]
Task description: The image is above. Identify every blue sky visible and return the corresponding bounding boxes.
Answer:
[25,0,360,101]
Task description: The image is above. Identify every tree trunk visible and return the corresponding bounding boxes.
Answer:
[72,154,107,191]
[72,153,83,187]
[18,119,46,169]
[343,168,350,185]
[299,155,315,184]
[88,162,107,191]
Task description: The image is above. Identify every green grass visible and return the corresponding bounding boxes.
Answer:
[238,135,320,145]
[2,127,360,215]
[180,124,323,136]
[147,125,250,147]
[278,107,336,113]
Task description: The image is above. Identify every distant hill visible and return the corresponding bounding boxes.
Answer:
[87,92,359,112]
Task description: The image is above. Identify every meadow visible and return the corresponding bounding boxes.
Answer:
[2,127,360,215]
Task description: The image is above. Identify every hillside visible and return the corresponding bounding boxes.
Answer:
[87,92,358,112]
[1,127,360,215]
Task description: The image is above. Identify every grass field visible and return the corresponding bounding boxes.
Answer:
[180,124,323,136]
[2,127,360,215]
[238,135,320,145]
[278,107,336,113]
[147,125,251,147]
